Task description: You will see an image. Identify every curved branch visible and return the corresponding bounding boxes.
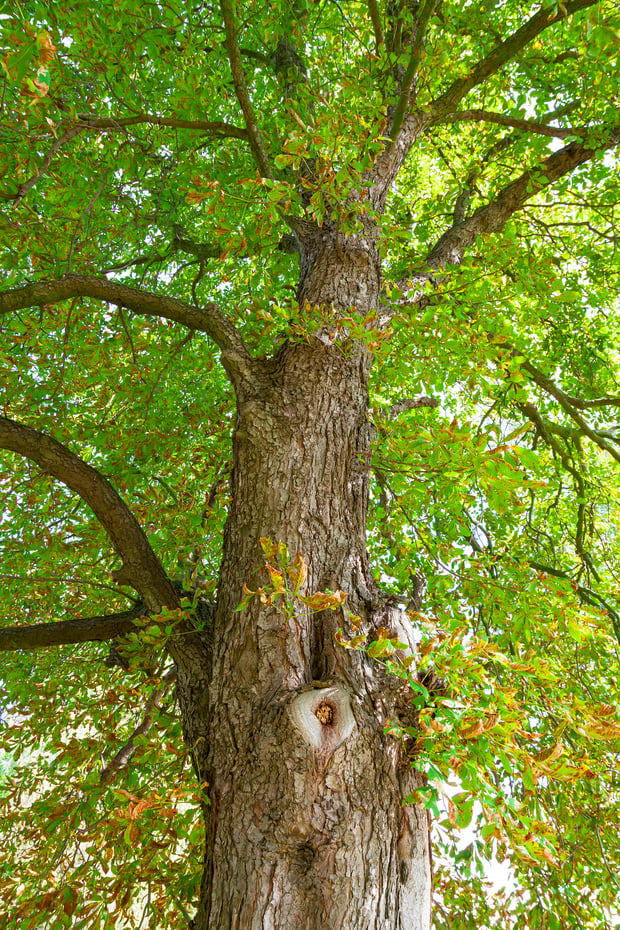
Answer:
[0,274,251,359]
[442,109,581,139]
[4,116,248,207]
[424,126,620,270]
[389,0,437,140]
[519,360,620,466]
[0,417,178,612]
[519,359,620,412]
[99,667,176,785]
[8,127,83,207]
[0,605,145,653]
[220,0,273,178]
[77,113,248,140]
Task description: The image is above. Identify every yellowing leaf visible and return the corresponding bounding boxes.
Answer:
[123,821,140,845]
[301,589,348,611]
[36,31,57,65]
[259,537,278,559]
[583,721,620,740]
[266,564,285,593]
[482,712,500,732]
[459,719,485,740]
[287,553,308,594]
[535,740,563,764]
[447,798,458,828]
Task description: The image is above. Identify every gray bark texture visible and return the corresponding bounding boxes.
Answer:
[188,230,433,929]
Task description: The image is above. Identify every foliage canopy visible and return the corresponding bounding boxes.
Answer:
[1,0,620,927]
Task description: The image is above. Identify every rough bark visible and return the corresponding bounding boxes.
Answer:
[190,229,432,929]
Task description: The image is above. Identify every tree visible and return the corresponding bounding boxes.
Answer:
[1,0,620,927]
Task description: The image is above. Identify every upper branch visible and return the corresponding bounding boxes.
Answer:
[429,0,601,121]
[441,109,582,140]
[518,360,620,466]
[0,605,145,652]
[424,126,620,270]
[77,113,248,140]
[0,274,251,360]
[389,0,437,140]
[520,358,620,412]
[367,0,384,51]
[368,0,599,205]
[0,417,178,612]
[4,115,248,208]
[8,127,83,207]
[220,0,273,178]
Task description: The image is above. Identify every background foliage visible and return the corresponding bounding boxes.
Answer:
[1,0,620,927]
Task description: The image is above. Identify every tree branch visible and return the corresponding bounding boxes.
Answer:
[429,0,601,121]
[518,360,620,466]
[77,113,248,140]
[103,230,224,274]
[3,115,248,207]
[441,109,582,139]
[0,605,146,653]
[8,127,83,207]
[368,0,384,51]
[99,667,176,786]
[519,359,620,412]
[219,0,273,178]
[388,396,439,419]
[424,126,620,270]
[368,0,598,207]
[390,0,437,140]
[0,274,251,359]
[0,417,178,612]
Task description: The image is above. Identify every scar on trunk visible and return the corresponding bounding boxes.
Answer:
[289,684,355,750]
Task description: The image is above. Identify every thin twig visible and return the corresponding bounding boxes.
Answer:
[100,668,177,785]
[66,170,110,273]
[443,109,585,139]
[11,126,83,208]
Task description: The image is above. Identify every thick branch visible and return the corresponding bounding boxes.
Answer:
[0,417,177,612]
[0,605,145,652]
[429,0,600,121]
[0,274,251,359]
[220,0,273,178]
[424,127,620,270]
[388,396,439,419]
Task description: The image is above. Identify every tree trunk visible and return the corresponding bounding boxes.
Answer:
[190,233,432,929]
